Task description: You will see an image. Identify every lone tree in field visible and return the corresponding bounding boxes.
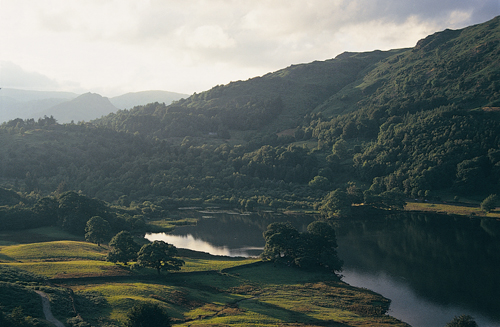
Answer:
[107,231,141,265]
[85,216,110,246]
[126,302,170,327]
[480,194,498,213]
[137,241,184,275]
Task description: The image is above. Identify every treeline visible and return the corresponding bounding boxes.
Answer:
[0,190,145,235]
[311,105,500,198]
[0,121,326,209]
[94,96,284,139]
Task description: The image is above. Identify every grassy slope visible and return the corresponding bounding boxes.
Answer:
[405,201,500,218]
[0,240,408,326]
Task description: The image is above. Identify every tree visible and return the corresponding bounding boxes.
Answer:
[480,194,498,213]
[58,191,109,235]
[137,241,185,274]
[85,216,110,246]
[319,189,352,217]
[445,314,478,327]
[261,221,343,273]
[294,221,343,272]
[261,222,300,261]
[308,175,330,190]
[126,302,170,327]
[107,231,141,265]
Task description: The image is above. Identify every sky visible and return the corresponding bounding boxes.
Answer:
[1,1,499,97]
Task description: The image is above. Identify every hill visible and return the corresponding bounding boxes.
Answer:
[35,92,118,123]
[0,16,499,207]
[109,90,188,109]
[0,88,77,123]
[0,89,189,124]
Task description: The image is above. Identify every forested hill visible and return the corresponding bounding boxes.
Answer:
[0,16,499,212]
[93,49,403,137]
[94,16,499,139]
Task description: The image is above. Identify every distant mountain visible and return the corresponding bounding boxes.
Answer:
[35,92,118,123]
[0,88,77,123]
[110,90,188,109]
[0,89,188,124]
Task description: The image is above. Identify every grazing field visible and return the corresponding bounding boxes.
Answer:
[0,241,107,261]
[0,239,408,326]
[0,226,84,246]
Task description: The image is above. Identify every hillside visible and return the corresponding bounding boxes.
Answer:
[0,88,77,123]
[35,92,118,123]
[0,89,189,124]
[0,16,499,208]
[109,90,188,109]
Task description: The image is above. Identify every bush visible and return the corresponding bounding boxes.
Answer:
[480,194,498,212]
[126,303,170,327]
[445,314,478,327]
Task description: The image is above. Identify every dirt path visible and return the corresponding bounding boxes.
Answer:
[35,290,66,327]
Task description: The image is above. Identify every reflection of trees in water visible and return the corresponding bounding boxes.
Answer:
[337,212,500,320]
[167,210,316,249]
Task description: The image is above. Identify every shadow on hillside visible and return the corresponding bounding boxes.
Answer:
[238,298,350,327]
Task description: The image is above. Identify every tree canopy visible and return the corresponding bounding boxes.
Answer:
[126,302,170,327]
[84,216,111,246]
[107,231,141,265]
[261,221,343,272]
[137,241,185,274]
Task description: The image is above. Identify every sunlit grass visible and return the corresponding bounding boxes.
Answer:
[2,260,129,278]
[0,240,107,262]
[147,217,198,231]
[0,238,408,326]
[405,202,500,218]
[181,257,259,272]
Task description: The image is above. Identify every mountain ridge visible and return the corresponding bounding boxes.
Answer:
[0,88,189,123]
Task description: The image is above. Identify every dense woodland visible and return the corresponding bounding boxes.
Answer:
[0,17,499,231]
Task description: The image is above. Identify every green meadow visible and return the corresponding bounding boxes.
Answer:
[0,236,408,326]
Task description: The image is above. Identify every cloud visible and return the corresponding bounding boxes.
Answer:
[0,0,498,95]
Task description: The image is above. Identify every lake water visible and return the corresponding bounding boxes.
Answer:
[145,209,500,327]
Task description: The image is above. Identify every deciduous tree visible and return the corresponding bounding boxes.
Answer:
[137,241,184,274]
[261,222,301,260]
[84,216,110,246]
[107,231,141,265]
[481,194,498,213]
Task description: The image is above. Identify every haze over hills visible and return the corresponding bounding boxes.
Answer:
[0,89,188,123]
[109,90,189,110]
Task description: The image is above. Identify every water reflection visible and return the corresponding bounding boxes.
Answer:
[144,233,263,257]
[337,212,500,326]
[146,209,500,327]
[342,269,499,327]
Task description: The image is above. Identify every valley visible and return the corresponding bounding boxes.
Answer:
[1,15,500,326]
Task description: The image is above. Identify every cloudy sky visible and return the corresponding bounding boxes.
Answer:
[1,1,499,97]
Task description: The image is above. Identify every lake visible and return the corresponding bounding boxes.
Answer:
[145,209,500,327]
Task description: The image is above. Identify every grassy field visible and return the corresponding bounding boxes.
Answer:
[405,201,500,218]
[0,239,408,326]
[0,226,84,246]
